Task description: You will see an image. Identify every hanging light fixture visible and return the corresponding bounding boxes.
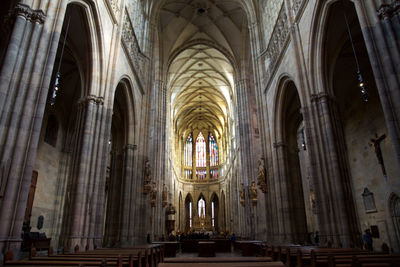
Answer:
[342,0,368,102]
[50,16,71,106]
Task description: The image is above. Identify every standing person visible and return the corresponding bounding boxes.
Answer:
[363,229,373,251]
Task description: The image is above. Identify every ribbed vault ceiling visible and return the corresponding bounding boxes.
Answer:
[170,44,234,138]
[160,0,247,139]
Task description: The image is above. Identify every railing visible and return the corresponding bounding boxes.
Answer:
[182,166,221,182]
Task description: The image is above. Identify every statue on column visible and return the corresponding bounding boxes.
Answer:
[257,157,267,193]
[249,181,258,205]
[239,183,245,206]
[150,182,157,207]
[162,184,168,207]
[144,159,152,194]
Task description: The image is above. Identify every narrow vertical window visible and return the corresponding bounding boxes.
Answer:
[209,133,218,166]
[189,202,192,228]
[211,201,215,227]
[196,132,206,167]
[184,134,193,167]
[198,197,205,218]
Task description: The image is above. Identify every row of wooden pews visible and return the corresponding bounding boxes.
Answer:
[4,244,164,267]
[265,245,400,267]
[161,256,284,267]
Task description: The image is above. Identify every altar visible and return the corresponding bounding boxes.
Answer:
[192,214,212,231]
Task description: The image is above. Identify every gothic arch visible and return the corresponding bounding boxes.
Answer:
[67,0,104,97]
[112,77,138,145]
[185,193,194,230]
[271,76,308,244]
[309,0,338,95]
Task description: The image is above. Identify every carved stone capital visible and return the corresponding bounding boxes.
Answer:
[15,3,46,24]
[125,144,137,151]
[78,95,104,106]
[273,142,287,148]
[310,92,333,103]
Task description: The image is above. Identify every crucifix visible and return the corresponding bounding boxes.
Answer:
[369,133,387,177]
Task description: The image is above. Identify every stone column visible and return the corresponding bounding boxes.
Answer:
[0,2,63,259]
[66,95,106,251]
[120,144,137,246]
[273,142,293,243]
[310,93,360,247]
[354,0,400,167]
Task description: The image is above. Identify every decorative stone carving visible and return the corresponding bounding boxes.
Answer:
[143,159,152,194]
[249,181,258,205]
[292,0,306,18]
[239,183,245,206]
[166,203,176,233]
[162,184,168,207]
[378,1,400,20]
[150,182,157,207]
[121,11,147,84]
[257,158,267,193]
[261,3,290,89]
[78,95,104,106]
[15,3,46,24]
[108,0,120,16]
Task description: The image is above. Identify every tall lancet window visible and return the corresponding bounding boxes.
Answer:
[209,133,219,166]
[198,197,206,218]
[196,132,206,167]
[184,134,193,167]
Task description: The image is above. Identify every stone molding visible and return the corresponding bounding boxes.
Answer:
[125,144,137,150]
[292,0,308,20]
[260,3,290,91]
[273,142,287,148]
[378,1,400,20]
[121,10,147,83]
[15,3,46,24]
[310,92,334,103]
[78,95,104,106]
[109,0,120,16]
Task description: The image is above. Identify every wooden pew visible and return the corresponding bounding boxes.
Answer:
[164,257,273,263]
[4,245,161,267]
[293,247,400,267]
[158,262,285,267]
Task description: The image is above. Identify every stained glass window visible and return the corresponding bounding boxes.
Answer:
[184,134,193,167]
[196,132,206,167]
[184,170,192,179]
[196,169,207,180]
[209,133,219,166]
[210,169,219,179]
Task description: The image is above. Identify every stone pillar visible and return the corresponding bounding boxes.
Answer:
[310,93,360,247]
[354,0,400,167]
[0,2,63,259]
[85,101,109,250]
[273,142,293,243]
[66,95,106,251]
[120,144,137,246]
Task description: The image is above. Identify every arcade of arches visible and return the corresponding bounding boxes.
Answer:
[0,0,400,260]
